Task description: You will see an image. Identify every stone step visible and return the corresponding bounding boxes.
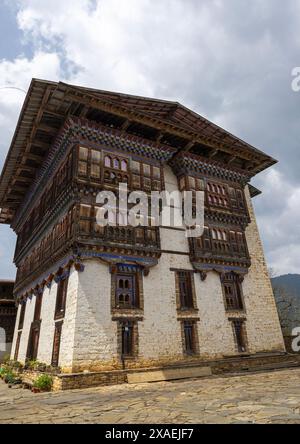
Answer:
[240,361,300,373]
[127,366,212,384]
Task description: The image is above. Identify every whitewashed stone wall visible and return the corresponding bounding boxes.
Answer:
[242,186,285,353]
[59,266,79,371]
[10,266,79,370]
[35,284,56,364]
[71,260,118,372]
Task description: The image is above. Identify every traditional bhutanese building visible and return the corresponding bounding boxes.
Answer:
[0,79,285,373]
[0,280,17,361]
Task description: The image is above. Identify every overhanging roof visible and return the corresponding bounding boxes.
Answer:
[0,79,277,224]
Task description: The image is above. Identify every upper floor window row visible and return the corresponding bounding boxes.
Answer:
[178,176,246,212]
[78,147,162,191]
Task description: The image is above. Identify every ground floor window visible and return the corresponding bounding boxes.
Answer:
[182,320,199,355]
[232,319,248,353]
[14,331,22,361]
[121,321,134,357]
[26,322,41,361]
[117,320,139,359]
[51,321,63,367]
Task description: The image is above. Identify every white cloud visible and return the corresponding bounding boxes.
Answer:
[0,0,299,277]
[253,169,300,274]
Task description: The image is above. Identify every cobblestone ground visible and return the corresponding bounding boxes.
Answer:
[0,368,300,424]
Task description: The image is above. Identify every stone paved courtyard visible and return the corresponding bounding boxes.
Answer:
[0,368,300,424]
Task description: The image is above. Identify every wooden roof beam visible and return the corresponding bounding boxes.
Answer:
[121,119,131,131]
[22,153,44,162]
[209,149,219,159]
[183,139,196,152]
[36,123,58,136]
[64,89,265,166]
[12,177,32,184]
[17,165,36,174]
[227,156,237,165]
[31,140,50,151]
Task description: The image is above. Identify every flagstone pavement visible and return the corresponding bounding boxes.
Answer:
[0,368,300,424]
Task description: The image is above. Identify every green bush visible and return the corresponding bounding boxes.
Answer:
[0,367,7,378]
[25,360,48,372]
[4,371,17,384]
[25,359,37,370]
[6,360,23,370]
[33,374,53,392]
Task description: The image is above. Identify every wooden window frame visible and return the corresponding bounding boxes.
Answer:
[117,320,139,359]
[51,321,63,367]
[230,319,248,353]
[222,273,245,312]
[181,320,199,356]
[34,294,43,322]
[26,321,41,361]
[54,275,69,320]
[14,331,22,361]
[176,271,196,310]
[114,271,141,310]
[18,302,26,330]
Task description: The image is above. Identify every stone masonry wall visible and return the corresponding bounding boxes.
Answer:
[242,186,285,353]
[10,266,79,370]
[71,260,118,372]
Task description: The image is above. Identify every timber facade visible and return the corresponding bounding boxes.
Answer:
[0,79,285,372]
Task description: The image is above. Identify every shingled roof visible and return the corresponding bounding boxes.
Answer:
[0,79,277,224]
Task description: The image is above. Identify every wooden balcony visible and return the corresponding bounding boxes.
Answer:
[189,237,251,267]
[77,223,161,255]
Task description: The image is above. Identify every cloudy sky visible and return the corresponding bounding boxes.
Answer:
[0,0,299,279]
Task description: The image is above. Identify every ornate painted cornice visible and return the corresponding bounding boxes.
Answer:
[15,255,84,302]
[192,262,249,280]
[170,152,251,185]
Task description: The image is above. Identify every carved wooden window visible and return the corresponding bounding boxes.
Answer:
[51,321,63,367]
[116,274,138,309]
[207,181,229,208]
[211,228,229,253]
[91,150,101,179]
[55,276,69,320]
[34,294,43,322]
[14,331,22,361]
[177,272,194,309]
[183,321,197,355]
[18,302,26,330]
[230,231,247,254]
[232,319,247,353]
[121,321,134,356]
[236,190,245,209]
[78,146,89,177]
[121,159,128,172]
[104,155,112,168]
[222,273,244,311]
[79,205,92,234]
[77,146,102,181]
[178,176,205,192]
[103,152,129,185]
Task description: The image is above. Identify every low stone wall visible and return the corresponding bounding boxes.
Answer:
[18,352,300,391]
[211,352,300,374]
[53,369,127,391]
